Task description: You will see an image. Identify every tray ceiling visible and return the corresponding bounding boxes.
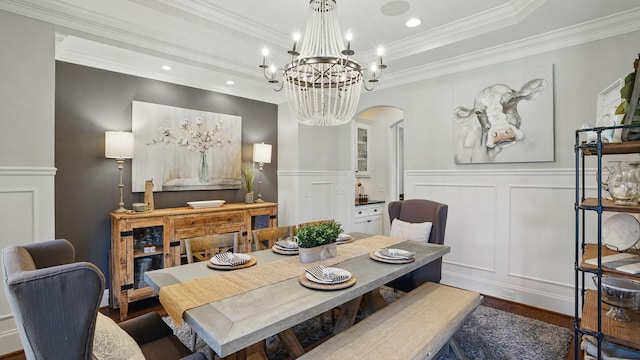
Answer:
[2,0,640,103]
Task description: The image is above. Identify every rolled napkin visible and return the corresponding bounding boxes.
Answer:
[275,239,299,249]
[212,252,249,266]
[305,265,351,283]
[378,248,416,260]
[337,233,352,241]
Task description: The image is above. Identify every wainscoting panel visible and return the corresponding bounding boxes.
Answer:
[0,167,56,354]
[508,185,575,288]
[278,171,354,230]
[406,169,576,315]
[308,182,334,221]
[414,183,497,272]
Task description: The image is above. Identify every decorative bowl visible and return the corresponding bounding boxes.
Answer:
[132,203,148,212]
[187,200,226,209]
[593,275,640,322]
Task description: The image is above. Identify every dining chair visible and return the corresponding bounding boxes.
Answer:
[184,232,240,264]
[386,199,448,292]
[2,239,205,360]
[251,226,294,251]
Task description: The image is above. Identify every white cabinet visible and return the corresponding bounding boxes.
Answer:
[352,203,383,235]
[355,123,370,177]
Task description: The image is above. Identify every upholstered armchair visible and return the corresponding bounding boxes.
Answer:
[386,199,448,292]
[2,239,205,360]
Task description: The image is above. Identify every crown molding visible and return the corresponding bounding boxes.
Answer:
[370,0,549,61]
[134,0,287,45]
[380,6,640,90]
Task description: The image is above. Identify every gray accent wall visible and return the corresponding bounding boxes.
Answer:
[55,61,278,285]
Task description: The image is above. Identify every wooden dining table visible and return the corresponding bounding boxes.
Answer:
[144,233,450,359]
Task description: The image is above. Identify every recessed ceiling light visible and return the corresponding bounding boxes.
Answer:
[405,18,421,28]
[161,65,172,71]
[226,80,235,85]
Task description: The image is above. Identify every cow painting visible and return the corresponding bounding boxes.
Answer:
[453,79,548,163]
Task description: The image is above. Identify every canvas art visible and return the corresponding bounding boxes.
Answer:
[132,101,242,192]
[453,65,554,164]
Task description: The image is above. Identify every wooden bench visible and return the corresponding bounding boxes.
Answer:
[299,282,483,360]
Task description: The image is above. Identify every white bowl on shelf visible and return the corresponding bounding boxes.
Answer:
[187,200,225,209]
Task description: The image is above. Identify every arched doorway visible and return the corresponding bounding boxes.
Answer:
[354,106,404,234]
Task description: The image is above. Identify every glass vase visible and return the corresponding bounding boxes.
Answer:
[198,152,209,183]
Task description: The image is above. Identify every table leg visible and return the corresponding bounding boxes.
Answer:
[224,341,267,360]
[360,288,387,317]
[277,328,305,358]
[333,296,362,335]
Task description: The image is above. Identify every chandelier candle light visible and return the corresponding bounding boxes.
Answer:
[105,131,134,213]
[260,0,386,126]
[253,142,272,203]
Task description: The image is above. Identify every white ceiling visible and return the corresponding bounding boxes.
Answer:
[2,0,640,104]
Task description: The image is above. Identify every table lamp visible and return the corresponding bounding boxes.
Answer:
[105,131,134,213]
[252,142,272,203]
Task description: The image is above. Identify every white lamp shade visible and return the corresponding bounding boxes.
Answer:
[253,143,272,164]
[105,131,134,159]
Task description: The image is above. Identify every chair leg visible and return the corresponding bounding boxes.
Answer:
[191,329,197,352]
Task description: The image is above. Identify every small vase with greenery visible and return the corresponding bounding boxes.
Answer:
[296,221,343,263]
[296,221,343,248]
[241,161,255,203]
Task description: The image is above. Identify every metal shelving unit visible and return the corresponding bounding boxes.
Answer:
[574,127,640,359]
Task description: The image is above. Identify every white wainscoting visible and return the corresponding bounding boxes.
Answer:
[277,171,355,231]
[405,168,582,315]
[0,166,56,354]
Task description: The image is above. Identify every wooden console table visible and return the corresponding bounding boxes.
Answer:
[110,202,278,320]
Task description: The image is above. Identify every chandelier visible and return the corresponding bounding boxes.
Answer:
[260,0,386,126]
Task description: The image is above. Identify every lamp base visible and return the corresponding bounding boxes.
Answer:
[255,197,265,203]
[113,206,128,213]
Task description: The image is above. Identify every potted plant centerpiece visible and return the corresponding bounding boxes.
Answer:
[296,221,343,263]
[241,161,255,203]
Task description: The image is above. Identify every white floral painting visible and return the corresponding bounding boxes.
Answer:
[132,101,242,192]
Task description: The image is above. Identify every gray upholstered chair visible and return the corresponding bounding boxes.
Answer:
[386,199,448,292]
[2,239,206,360]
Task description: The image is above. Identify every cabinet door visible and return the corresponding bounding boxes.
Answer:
[364,216,382,235]
[356,124,370,177]
[353,217,367,233]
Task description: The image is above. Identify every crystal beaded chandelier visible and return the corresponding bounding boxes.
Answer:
[260,0,386,126]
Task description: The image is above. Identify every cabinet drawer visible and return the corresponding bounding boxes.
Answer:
[172,212,244,228]
[367,205,383,216]
[354,207,369,218]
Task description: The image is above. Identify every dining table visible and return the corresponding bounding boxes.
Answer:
[144,233,450,359]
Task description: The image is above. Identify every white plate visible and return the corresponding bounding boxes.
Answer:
[210,253,251,266]
[187,200,226,209]
[603,214,640,251]
[305,267,351,284]
[374,248,414,260]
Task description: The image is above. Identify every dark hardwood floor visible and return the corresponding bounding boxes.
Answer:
[0,294,577,360]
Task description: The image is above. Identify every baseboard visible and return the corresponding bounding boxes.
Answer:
[441,271,574,316]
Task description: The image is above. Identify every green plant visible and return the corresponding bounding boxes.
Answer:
[296,221,343,248]
[240,161,255,193]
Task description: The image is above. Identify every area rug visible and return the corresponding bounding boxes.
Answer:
[163,287,572,360]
